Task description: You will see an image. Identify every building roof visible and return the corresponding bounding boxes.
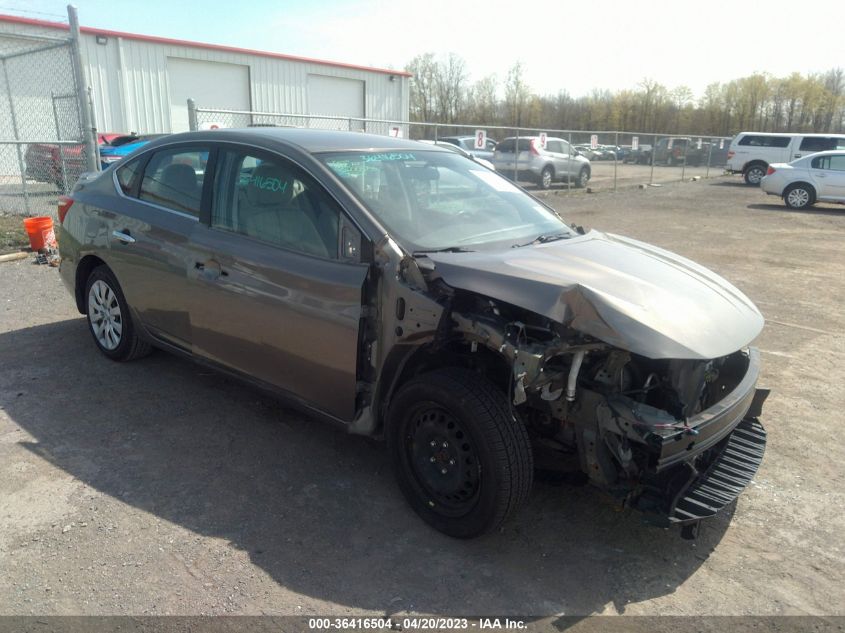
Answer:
[0,14,412,78]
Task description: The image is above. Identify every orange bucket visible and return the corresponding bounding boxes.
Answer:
[23,216,56,251]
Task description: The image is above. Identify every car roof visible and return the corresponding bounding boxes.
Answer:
[738,131,845,138]
[142,128,436,154]
[797,150,845,157]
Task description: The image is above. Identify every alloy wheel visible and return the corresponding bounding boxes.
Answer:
[88,279,123,350]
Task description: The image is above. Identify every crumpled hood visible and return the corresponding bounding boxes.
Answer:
[425,230,764,360]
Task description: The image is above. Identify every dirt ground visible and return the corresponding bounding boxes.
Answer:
[0,175,843,618]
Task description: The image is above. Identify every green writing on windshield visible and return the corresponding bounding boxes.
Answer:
[363,152,416,162]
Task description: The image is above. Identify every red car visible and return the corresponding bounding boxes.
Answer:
[24,133,137,188]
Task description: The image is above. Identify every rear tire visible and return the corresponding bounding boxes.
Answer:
[744,164,767,185]
[386,368,533,538]
[539,166,553,190]
[85,266,151,362]
[783,183,815,210]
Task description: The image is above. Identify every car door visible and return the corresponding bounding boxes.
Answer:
[810,154,845,200]
[544,139,564,180]
[105,145,212,350]
[186,146,369,422]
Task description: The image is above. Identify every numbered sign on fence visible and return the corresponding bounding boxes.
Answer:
[590,134,598,149]
[667,138,674,149]
[631,136,639,151]
[389,127,403,138]
[719,139,724,149]
[697,138,703,149]
[474,129,487,149]
[199,121,225,130]
[539,132,547,149]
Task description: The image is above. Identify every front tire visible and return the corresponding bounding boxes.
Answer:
[386,368,533,538]
[85,266,151,361]
[784,183,815,210]
[575,168,590,188]
[744,164,767,185]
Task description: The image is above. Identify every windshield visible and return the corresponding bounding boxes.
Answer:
[320,150,572,251]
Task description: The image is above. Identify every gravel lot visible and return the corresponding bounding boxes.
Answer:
[0,175,843,618]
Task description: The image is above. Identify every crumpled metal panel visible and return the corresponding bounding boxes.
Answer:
[425,230,764,360]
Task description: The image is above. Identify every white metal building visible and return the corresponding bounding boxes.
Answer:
[0,14,411,134]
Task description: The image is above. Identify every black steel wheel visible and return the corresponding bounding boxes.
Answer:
[387,368,533,538]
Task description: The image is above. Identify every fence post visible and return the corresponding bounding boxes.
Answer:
[613,131,619,192]
[1,58,30,215]
[705,140,713,179]
[567,132,572,193]
[51,92,69,193]
[514,128,519,182]
[187,98,198,131]
[650,134,657,185]
[68,5,98,173]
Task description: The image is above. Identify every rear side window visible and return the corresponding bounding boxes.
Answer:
[811,155,845,171]
[738,135,791,148]
[139,148,208,216]
[115,157,142,195]
[546,140,562,153]
[799,137,839,152]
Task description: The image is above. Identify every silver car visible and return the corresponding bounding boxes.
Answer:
[493,136,591,189]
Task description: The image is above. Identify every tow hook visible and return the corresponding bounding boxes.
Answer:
[680,521,701,540]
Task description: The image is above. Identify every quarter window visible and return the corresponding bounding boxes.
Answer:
[115,157,142,195]
[211,150,340,259]
[139,148,208,216]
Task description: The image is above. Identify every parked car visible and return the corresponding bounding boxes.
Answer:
[623,144,653,164]
[25,132,124,188]
[493,136,591,189]
[652,137,708,166]
[760,150,845,209]
[573,145,602,161]
[99,134,168,169]
[418,140,495,170]
[437,135,497,162]
[727,132,845,185]
[57,129,767,539]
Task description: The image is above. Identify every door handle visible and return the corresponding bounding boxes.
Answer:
[816,174,827,178]
[794,154,802,158]
[112,230,135,244]
[195,259,227,280]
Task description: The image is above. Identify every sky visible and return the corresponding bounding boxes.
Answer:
[5,0,844,99]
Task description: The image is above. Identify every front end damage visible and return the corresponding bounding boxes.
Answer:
[452,304,768,536]
[359,231,769,537]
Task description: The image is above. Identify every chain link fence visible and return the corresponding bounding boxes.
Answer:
[0,9,94,218]
[190,101,733,195]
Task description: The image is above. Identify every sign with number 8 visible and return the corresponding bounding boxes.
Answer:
[475,130,487,150]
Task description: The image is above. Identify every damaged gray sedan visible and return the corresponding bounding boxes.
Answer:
[57,129,768,539]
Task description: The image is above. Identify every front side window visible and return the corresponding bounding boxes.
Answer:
[211,149,340,259]
[321,150,572,252]
[800,137,840,152]
[139,148,208,216]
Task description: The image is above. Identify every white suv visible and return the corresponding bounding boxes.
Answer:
[726,132,845,185]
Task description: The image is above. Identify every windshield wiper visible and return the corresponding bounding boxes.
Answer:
[413,246,475,255]
[512,232,571,248]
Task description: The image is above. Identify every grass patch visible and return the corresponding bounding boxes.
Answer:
[0,214,30,254]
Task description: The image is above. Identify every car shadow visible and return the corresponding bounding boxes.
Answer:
[746,203,845,216]
[0,319,731,616]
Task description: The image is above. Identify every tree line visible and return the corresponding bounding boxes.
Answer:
[405,53,845,136]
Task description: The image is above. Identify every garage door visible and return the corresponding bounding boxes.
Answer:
[168,58,251,132]
[307,75,365,130]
